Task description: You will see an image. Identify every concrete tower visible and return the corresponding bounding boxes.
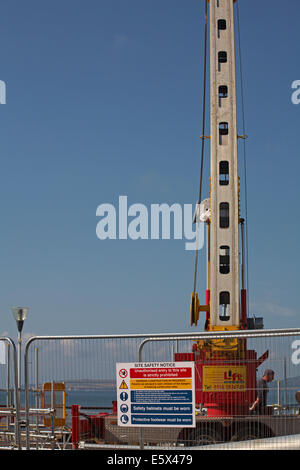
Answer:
[209,0,240,329]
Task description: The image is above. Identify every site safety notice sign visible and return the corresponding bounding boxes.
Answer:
[116,362,195,427]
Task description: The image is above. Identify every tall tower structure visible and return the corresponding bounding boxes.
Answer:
[209,0,240,330]
[183,0,267,419]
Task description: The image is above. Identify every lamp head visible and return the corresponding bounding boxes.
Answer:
[12,307,29,332]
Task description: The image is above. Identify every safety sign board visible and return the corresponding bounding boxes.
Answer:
[116,362,195,428]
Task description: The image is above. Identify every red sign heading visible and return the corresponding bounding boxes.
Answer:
[130,367,192,379]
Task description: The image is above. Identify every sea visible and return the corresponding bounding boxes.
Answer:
[0,389,117,413]
[0,389,117,427]
[1,387,299,409]
[0,379,299,422]
[65,389,117,411]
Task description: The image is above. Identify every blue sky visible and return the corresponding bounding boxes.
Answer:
[0,0,299,338]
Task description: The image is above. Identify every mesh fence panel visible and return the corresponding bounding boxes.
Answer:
[23,331,300,450]
[0,338,20,449]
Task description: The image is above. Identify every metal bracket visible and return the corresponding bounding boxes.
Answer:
[200,135,211,140]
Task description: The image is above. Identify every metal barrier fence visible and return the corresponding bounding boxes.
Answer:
[138,329,300,449]
[20,328,300,450]
[23,332,204,449]
[0,337,21,449]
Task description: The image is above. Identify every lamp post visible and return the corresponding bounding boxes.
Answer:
[12,307,29,399]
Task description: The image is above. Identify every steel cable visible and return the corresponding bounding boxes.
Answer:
[236,1,250,305]
[193,0,208,295]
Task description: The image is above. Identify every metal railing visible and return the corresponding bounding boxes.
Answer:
[0,337,21,449]
[20,328,300,450]
[24,332,213,449]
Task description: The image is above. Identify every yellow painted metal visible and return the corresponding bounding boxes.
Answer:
[190,292,199,326]
[41,382,66,428]
[196,324,243,357]
[209,325,240,332]
[199,305,210,312]
[207,326,240,352]
[196,338,243,358]
[190,292,210,327]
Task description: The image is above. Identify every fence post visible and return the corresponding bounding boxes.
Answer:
[35,347,39,449]
[138,341,146,450]
[71,404,80,449]
[25,337,33,449]
[1,338,21,449]
[6,343,10,429]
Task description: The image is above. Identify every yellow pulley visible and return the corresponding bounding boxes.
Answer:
[190,292,200,327]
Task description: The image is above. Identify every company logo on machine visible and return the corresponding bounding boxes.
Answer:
[203,366,246,392]
[224,370,244,383]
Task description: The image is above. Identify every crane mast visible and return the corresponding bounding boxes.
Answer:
[179,0,268,417]
[190,0,246,334]
[209,0,240,330]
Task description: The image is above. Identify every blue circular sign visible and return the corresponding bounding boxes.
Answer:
[120,414,129,424]
[119,391,128,401]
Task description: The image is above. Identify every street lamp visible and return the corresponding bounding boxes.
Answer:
[12,307,29,398]
[12,307,29,333]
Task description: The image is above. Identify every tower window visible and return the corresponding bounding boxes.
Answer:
[219,161,229,185]
[218,51,227,72]
[219,122,229,135]
[219,245,230,274]
[219,85,228,98]
[217,19,227,38]
[219,291,230,321]
[218,51,227,63]
[219,122,229,145]
[218,19,227,30]
[220,202,229,228]
[218,86,228,107]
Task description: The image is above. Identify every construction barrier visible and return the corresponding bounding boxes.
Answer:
[20,328,300,450]
[0,337,21,449]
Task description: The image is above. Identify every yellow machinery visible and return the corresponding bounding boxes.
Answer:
[41,382,66,427]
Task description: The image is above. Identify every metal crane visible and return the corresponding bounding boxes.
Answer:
[191,0,243,333]
[177,0,267,418]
